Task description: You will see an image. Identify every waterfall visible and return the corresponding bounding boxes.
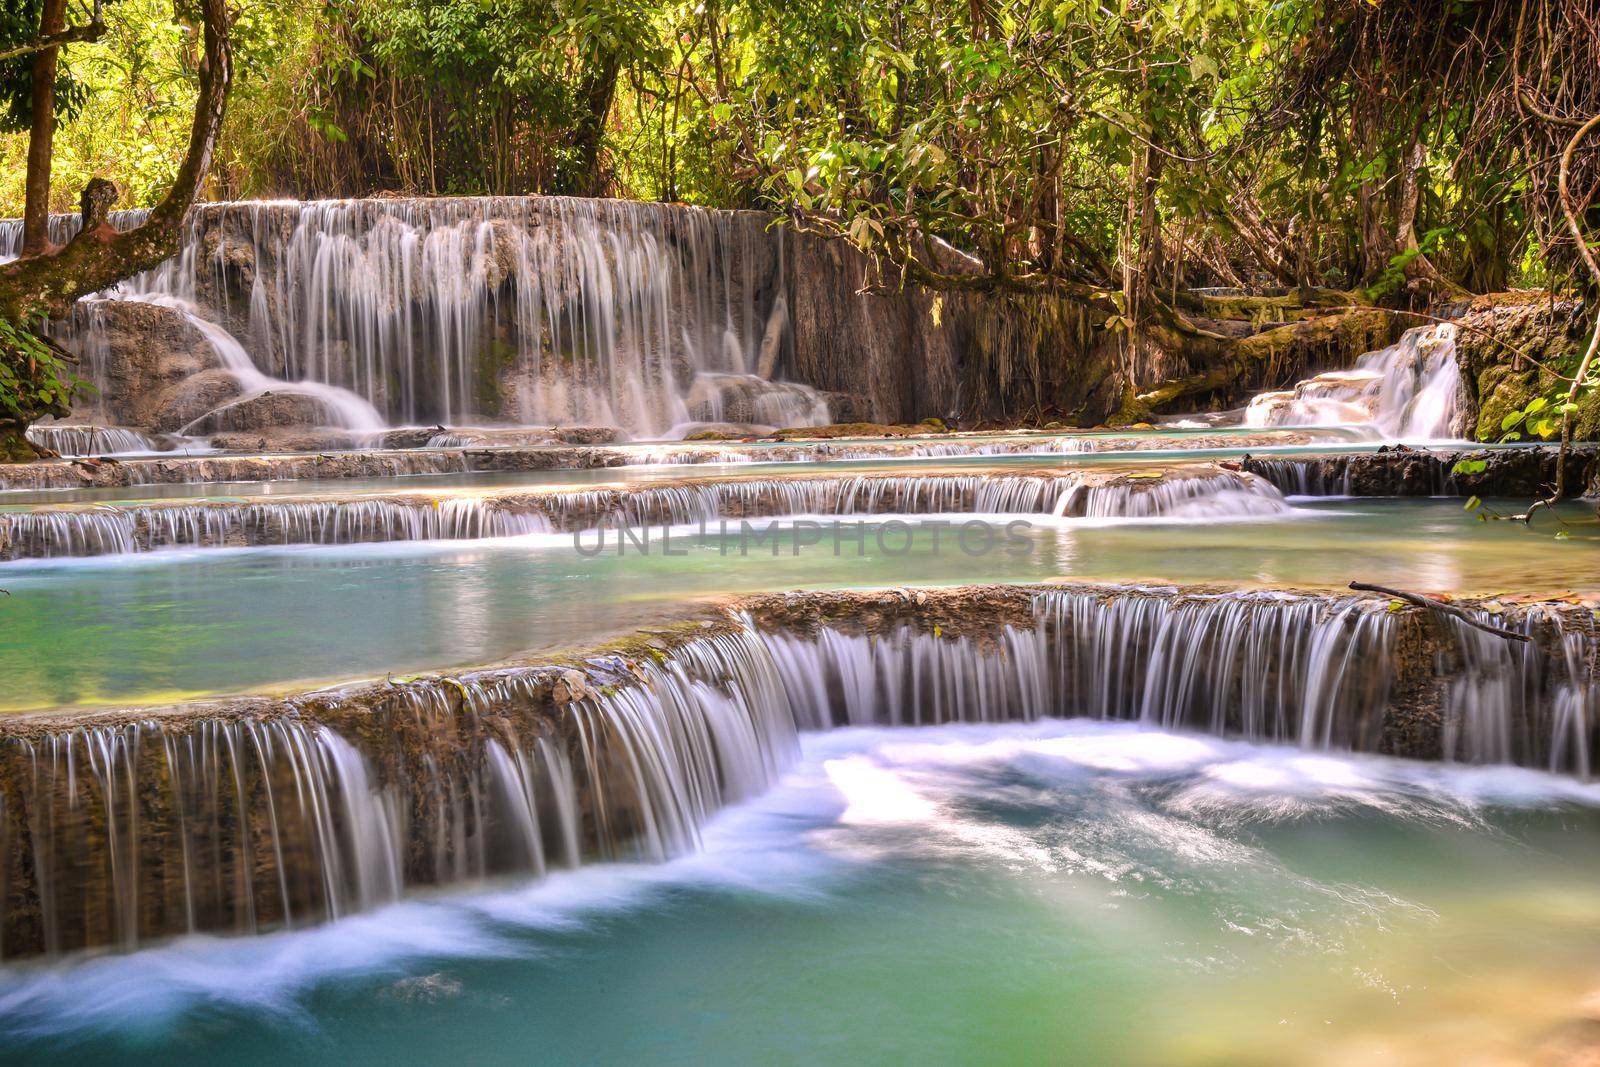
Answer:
[1439,607,1599,774]
[40,198,831,437]
[24,426,165,457]
[0,498,553,558]
[1243,323,1464,439]
[0,719,403,956]
[0,468,1287,559]
[0,211,151,261]
[1049,470,1288,518]
[1033,589,1395,747]
[0,625,798,958]
[0,585,1592,958]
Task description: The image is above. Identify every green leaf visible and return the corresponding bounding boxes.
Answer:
[1463,495,1482,511]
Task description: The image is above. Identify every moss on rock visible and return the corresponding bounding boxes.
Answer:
[1452,296,1599,442]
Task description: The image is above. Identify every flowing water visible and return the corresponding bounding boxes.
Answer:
[1,499,1592,712]
[3,204,1595,1063]
[12,199,834,436]
[0,464,1293,558]
[1243,323,1467,439]
[3,720,1600,1066]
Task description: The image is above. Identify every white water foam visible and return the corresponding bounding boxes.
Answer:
[1243,323,1465,440]
[2,718,1596,1041]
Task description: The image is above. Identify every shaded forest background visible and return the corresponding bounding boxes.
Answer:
[3,0,1597,304]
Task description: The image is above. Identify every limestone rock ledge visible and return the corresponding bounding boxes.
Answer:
[0,581,1591,958]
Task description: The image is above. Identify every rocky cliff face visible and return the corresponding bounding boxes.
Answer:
[1452,295,1599,442]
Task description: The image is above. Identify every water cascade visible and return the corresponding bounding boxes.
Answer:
[1243,323,1465,439]
[0,466,1289,559]
[1441,608,1600,774]
[46,198,834,437]
[22,426,167,457]
[0,584,1590,960]
[0,625,796,958]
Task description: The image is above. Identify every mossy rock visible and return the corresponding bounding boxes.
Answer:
[1455,297,1598,442]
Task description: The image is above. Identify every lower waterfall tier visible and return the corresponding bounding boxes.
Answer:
[0,583,1592,959]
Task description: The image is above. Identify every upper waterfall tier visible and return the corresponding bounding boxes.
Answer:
[19,198,834,437]
[1243,323,1469,440]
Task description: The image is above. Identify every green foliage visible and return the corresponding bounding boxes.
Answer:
[0,316,86,424]
[0,0,208,212]
[0,0,95,134]
[0,0,1591,311]
[1498,374,1598,443]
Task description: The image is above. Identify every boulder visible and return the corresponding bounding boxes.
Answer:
[150,369,245,433]
[181,391,339,436]
[687,373,830,427]
[66,299,225,430]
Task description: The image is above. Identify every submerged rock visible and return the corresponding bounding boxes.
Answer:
[152,368,246,433]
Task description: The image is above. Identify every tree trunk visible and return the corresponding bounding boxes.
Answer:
[563,49,621,198]
[21,0,67,255]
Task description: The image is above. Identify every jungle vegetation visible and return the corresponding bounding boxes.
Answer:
[0,0,1596,455]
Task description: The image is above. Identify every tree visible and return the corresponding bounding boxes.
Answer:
[0,0,231,461]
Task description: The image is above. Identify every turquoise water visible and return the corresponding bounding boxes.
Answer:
[0,432,1470,507]
[3,719,1598,1066]
[0,499,1592,711]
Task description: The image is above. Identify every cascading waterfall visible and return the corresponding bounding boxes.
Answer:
[761,590,1393,746]
[23,426,165,457]
[1440,607,1599,774]
[1049,470,1289,518]
[0,719,404,957]
[0,211,152,259]
[0,468,1288,559]
[0,499,554,558]
[762,626,1052,729]
[3,212,389,434]
[1239,458,1356,497]
[0,585,1592,958]
[55,198,831,436]
[1243,323,1464,439]
[1034,589,1396,747]
[0,625,798,958]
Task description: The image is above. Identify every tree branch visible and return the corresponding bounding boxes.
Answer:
[0,5,103,64]
[0,0,231,321]
[1348,582,1531,643]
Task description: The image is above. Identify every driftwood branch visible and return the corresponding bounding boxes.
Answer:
[1348,582,1531,643]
